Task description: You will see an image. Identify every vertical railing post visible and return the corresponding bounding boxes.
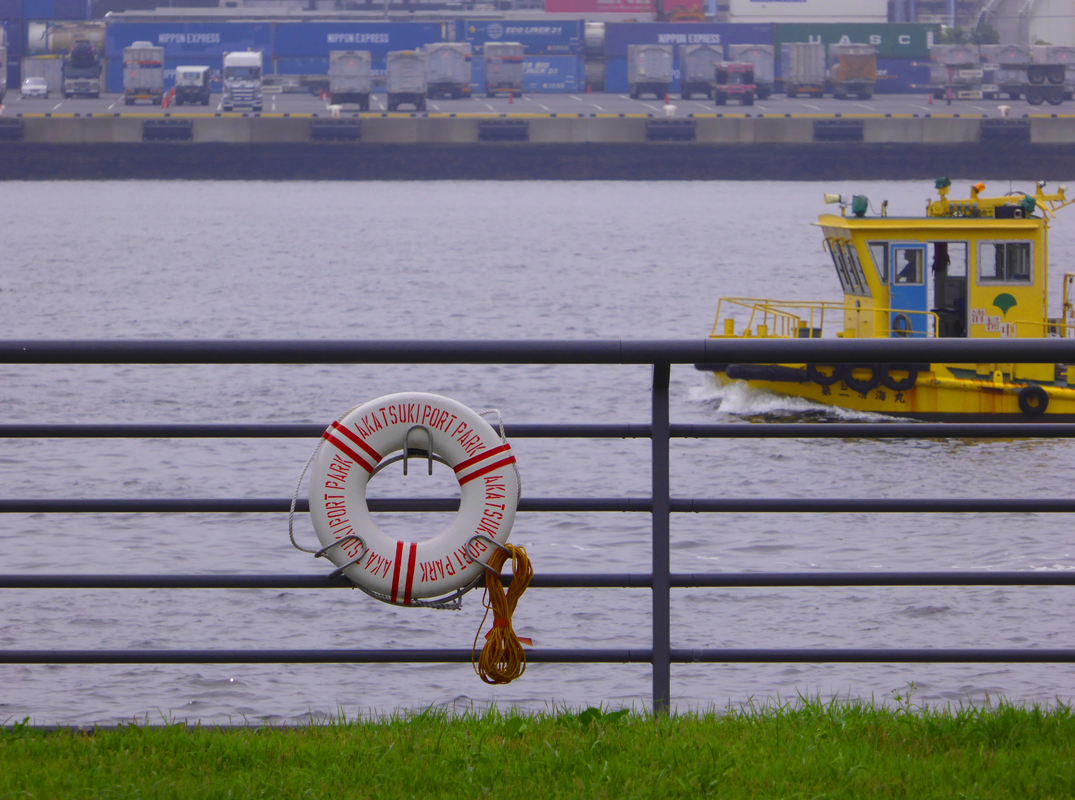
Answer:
[651,362,671,713]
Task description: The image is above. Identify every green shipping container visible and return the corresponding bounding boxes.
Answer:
[773,23,939,61]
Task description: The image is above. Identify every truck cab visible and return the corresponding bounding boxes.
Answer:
[174,66,211,106]
[222,51,262,112]
[714,62,755,106]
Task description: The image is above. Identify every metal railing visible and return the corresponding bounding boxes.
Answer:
[4,338,1075,713]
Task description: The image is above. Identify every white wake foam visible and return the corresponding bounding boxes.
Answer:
[688,374,891,422]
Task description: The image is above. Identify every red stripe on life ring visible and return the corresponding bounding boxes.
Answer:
[458,456,516,486]
[322,432,376,474]
[403,542,418,605]
[330,421,382,464]
[390,540,404,603]
[454,443,512,474]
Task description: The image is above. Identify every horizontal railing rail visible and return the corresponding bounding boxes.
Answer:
[4,339,1075,715]
[3,572,1075,590]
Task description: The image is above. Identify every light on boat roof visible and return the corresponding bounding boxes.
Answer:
[823,193,843,205]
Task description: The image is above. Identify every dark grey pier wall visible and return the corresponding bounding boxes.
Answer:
[2,115,1074,180]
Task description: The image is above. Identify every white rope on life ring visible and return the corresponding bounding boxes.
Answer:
[307,392,520,606]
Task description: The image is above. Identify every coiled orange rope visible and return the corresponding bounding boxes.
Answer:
[472,543,532,685]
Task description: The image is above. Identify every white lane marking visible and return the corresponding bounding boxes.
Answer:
[591,104,605,111]
[802,103,822,110]
[108,99,120,110]
[571,95,584,102]
[537,102,550,111]
[694,101,712,111]
[641,103,660,111]
[432,102,441,111]
[854,103,876,111]
[483,102,495,110]
[52,102,63,111]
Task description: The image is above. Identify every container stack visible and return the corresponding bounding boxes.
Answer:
[457,20,584,94]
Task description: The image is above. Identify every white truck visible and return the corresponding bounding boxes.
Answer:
[781,42,826,98]
[424,43,471,99]
[123,41,164,106]
[329,50,371,110]
[386,50,427,112]
[627,43,673,100]
[222,50,263,112]
[484,42,524,98]
[678,43,721,100]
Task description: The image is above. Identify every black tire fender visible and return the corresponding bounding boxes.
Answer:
[1018,385,1049,416]
[843,365,881,395]
[726,364,808,383]
[807,363,844,387]
[879,365,919,392]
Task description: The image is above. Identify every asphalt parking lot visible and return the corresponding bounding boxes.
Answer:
[3,90,1071,118]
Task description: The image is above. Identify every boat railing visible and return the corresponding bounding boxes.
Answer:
[6,338,1075,721]
[710,298,841,339]
[874,307,941,338]
[1001,318,1075,339]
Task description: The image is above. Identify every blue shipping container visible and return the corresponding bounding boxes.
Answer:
[875,58,930,93]
[53,0,86,20]
[273,22,444,59]
[21,0,53,20]
[273,56,327,76]
[104,23,273,92]
[470,51,582,93]
[0,0,22,18]
[603,22,771,60]
[458,19,582,56]
[106,22,273,59]
[523,54,582,92]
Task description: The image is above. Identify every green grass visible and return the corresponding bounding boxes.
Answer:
[3,696,1075,798]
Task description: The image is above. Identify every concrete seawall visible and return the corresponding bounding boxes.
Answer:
[3,114,1074,179]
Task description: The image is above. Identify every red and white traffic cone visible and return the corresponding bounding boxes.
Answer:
[928,92,933,105]
[509,92,513,105]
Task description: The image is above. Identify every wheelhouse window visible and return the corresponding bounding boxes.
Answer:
[978,242,1032,283]
[827,238,869,296]
[868,242,888,283]
[893,247,924,285]
[841,241,870,295]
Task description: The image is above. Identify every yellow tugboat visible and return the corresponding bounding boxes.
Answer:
[702,178,1075,420]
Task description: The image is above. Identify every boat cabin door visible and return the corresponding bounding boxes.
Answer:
[889,244,928,337]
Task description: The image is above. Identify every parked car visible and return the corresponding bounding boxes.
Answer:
[21,77,49,99]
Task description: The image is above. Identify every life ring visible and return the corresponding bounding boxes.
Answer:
[807,363,844,387]
[1017,385,1049,417]
[891,314,912,338]
[308,392,519,604]
[843,364,880,394]
[879,364,919,392]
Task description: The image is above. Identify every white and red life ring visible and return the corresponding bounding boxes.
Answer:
[308,392,519,605]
